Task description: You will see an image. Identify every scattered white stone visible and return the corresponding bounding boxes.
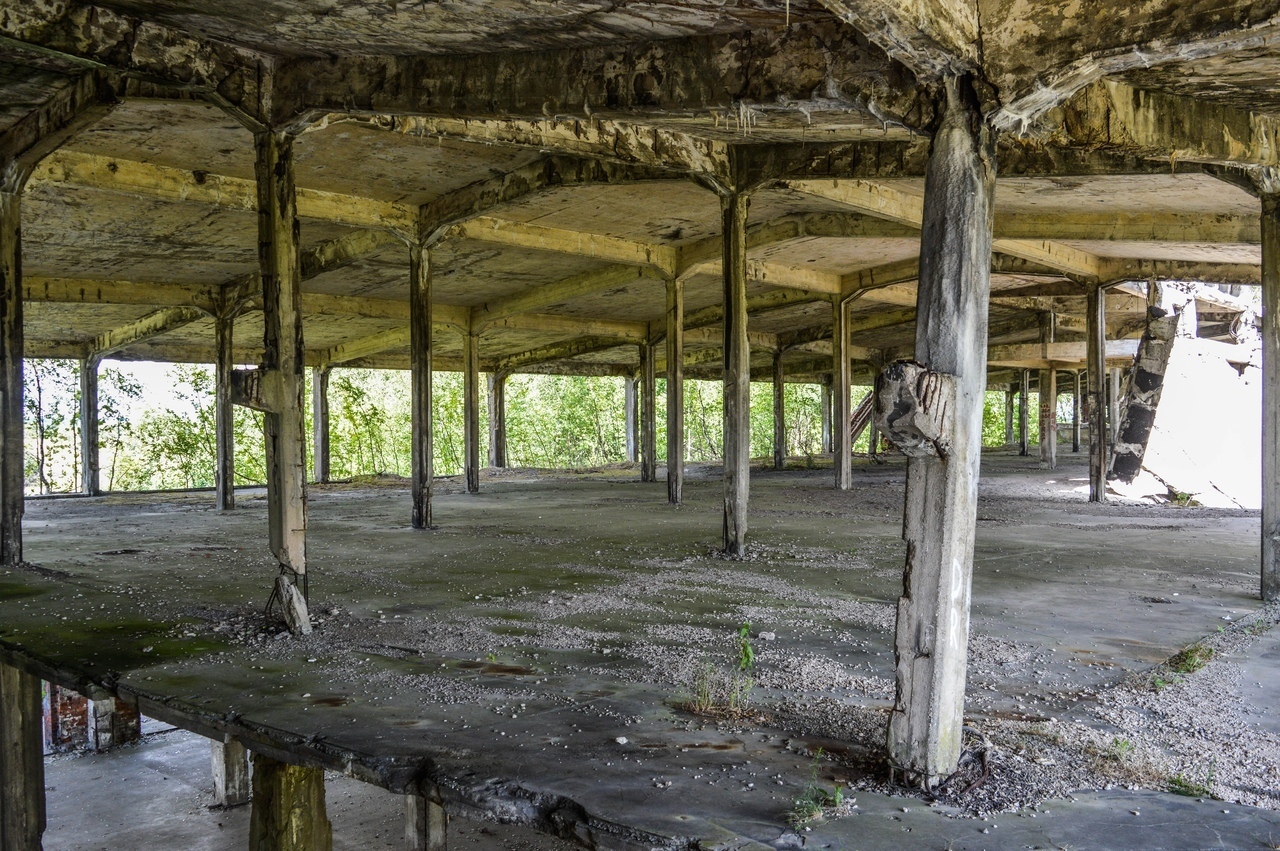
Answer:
[615,736,628,745]
[758,631,777,641]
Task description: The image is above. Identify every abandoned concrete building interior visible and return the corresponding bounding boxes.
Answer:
[6,0,1280,848]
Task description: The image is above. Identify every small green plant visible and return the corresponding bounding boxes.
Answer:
[677,624,757,717]
[1151,672,1182,691]
[1105,737,1135,763]
[484,652,498,663]
[788,748,845,827]
[1168,643,1214,674]
[1168,763,1215,798]
[738,622,755,672]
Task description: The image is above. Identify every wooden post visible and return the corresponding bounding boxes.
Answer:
[772,350,786,470]
[722,191,751,556]
[410,243,433,528]
[215,306,236,511]
[624,377,638,463]
[820,376,833,454]
[248,754,332,851]
[1004,387,1015,446]
[311,366,330,484]
[0,192,22,565]
[886,77,995,788]
[666,276,684,504]
[81,356,100,495]
[1018,369,1030,456]
[463,330,480,494]
[211,738,250,807]
[0,665,44,850]
[1072,370,1082,453]
[1087,284,1108,503]
[832,298,852,490]
[405,795,447,851]
[639,341,656,483]
[487,372,507,468]
[1262,192,1280,600]
[255,130,307,580]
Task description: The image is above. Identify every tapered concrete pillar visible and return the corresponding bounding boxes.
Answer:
[255,130,307,580]
[1262,192,1280,600]
[0,192,22,565]
[211,738,251,807]
[1086,284,1108,503]
[722,191,751,556]
[410,244,433,529]
[311,366,330,484]
[666,276,684,504]
[487,372,507,468]
[832,298,852,490]
[248,754,332,851]
[1004,387,1015,445]
[406,794,447,850]
[1038,315,1057,469]
[639,341,656,483]
[0,665,44,850]
[1018,369,1030,456]
[215,306,236,511]
[624,377,638,463]
[886,78,995,788]
[772,350,786,470]
[463,331,480,494]
[1072,370,1082,453]
[820,376,833,455]
[81,356,100,495]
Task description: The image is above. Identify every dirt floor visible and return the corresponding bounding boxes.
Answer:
[10,449,1280,848]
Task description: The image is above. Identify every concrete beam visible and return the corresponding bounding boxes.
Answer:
[471,264,650,329]
[449,216,679,276]
[89,306,205,361]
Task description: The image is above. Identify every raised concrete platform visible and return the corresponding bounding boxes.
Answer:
[5,451,1277,847]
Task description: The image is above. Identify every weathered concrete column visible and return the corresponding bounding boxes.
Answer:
[639,341,657,483]
[1261,191,1280,600]
[885,78,995,788]
[1038,315,1057,470]
[86,695,140,750]
[624,376,638,463]
[81,356,100,495]
[1018,369,1030,456]
[463,331,480,494]
[1004,387,1015,445]
[820,376,833,454]
[832,298,852,490]
[215,306,236,511]
[0,664,44,850]
[772,350,786,470]
[410,243,433,529]
[211,738,251,807]
[0,191,22,565]
[406,794,447,851]
[311,365,330,484]
[1072,370,1082,453]
[1109,302,1180,484]
[722,191,751,556]
[487,372,507,468]
[1108,368,1122,444]
[248,753,332,851]
[666,276,684,504]
[255,130,308,584]
[1086,284,1108,503]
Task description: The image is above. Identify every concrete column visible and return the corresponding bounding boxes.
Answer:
[410,243,433,529]
[1038,314,1057,470]
[772,350,786,470]
[886,78,995,788]
[867,361,882,458]
[1018,369,1030,456]
[721,191,751,556]
[820,376,833,454]
[624,377,638,463]
[405,794,447,850]
[248,753,332,851]
[1262,192,1280,600]
[463,331,480,494]
[1004,387,1015,445]
[86,695,140,751]
[1072,370,1082,453]
[639,341,656,483]
[80,356,100,495]
[254,130,307,582]
[832,298,852,490]
[666,276,684,504]
[215,307,236,511]
[0,664,44,850]
[0,192,22,565]
[487,372,507,468]
[1086,284,1108,503]
[211,738,251,807]
[1108,367,1122,444]
[311,365,330,484]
